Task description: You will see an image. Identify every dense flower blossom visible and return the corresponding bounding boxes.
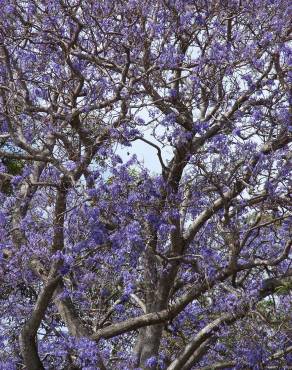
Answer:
[0,0,291,369]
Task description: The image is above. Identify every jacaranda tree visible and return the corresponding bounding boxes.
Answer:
[0,0,291,369]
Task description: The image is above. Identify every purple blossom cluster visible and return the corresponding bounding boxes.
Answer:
[0,0,291,369]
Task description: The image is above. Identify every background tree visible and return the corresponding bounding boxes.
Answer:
[0,0,291,369]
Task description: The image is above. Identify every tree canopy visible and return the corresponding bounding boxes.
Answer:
[0,1,291,369]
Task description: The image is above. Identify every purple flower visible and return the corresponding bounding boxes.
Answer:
[64,161,77,171]
[100,287,110,298]
[146,356,158,368]
[11,176,22,187]
[91,228,106,245]
[233,128,241,136]
[0,211,6,226]
[59,264,70,275]
[115,304,125,314]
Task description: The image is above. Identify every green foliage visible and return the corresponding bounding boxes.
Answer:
[3,158,24,175]
[275,281,292,295]
[257,299,274,310]
[0,158,24,194]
